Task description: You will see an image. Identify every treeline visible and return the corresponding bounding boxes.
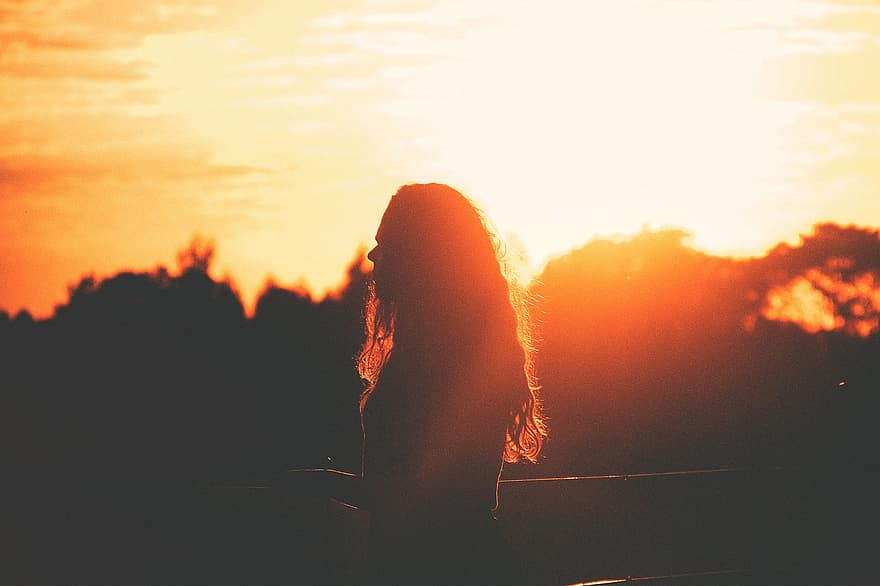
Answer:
[531,223,879,477]
[2,223,878,582]
[3,239,372,583]
[3,224,878,482]
[4,239,370,482]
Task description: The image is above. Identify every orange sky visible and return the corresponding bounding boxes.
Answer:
[3,0,880,318]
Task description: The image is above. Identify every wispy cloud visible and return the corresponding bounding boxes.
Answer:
[0,0,253,83]
[1,54,148,80]
[764,46,880,104]
[0,149,276,198]
[0,1,236,50]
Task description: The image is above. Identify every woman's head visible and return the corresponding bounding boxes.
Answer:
[367,183,502,315]
[359,183,546,463]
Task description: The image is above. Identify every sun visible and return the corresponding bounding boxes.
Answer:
[357,2,806,268]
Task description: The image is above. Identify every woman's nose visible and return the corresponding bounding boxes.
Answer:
[367,246,378,263]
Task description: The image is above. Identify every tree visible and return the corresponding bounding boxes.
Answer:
[176,235,216,274]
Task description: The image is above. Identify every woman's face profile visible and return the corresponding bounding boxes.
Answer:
[367,212,399,299]
[366,240,384,287]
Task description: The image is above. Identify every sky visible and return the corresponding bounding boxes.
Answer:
[2,0,880,317]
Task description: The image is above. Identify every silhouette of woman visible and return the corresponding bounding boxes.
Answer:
[358,183,546,585]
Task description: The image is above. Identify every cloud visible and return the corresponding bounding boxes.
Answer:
[0,28,110,52]
[0,1,241,51]
[808,1,880,35]
[0,150,275,197]
[0,0,253,82]
[752,2,880,105]
[771,104,880,210]
[762,46,880,105]
[0,53,148,80]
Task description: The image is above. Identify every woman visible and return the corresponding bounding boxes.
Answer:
[358,183,546,585]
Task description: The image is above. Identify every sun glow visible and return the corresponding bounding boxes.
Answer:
[309,1,813,271]
[128,1,813,286]
[763,267,880,338]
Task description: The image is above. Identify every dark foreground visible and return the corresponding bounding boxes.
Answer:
[7,465,871,585]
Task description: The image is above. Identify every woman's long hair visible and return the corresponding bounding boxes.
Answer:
[357,183,546,463]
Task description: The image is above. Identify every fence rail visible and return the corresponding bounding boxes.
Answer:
[196,464,865,584]
[258,465,834,584]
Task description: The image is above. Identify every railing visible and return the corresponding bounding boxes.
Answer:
[199,464,843,585]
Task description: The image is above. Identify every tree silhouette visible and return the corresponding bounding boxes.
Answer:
[176,235,216,274]
[3,225,876,584]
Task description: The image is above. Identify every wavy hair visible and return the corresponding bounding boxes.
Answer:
[357,183,546,463]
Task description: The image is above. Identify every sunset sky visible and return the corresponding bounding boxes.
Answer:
[3,0,880,317]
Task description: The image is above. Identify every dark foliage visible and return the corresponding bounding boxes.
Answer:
[529,224,878,478]
[2,239,370,584]
[2,225,876,584]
